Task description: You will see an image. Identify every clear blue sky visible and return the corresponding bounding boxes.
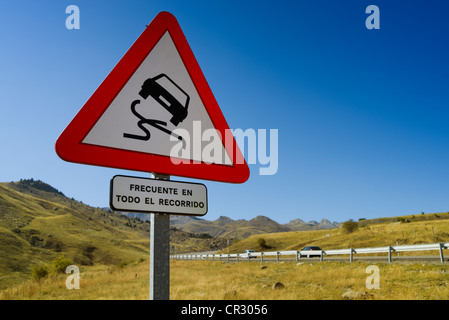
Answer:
[1,0,448,224]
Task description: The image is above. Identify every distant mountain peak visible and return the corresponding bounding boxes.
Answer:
[250,215,276,222]
[10,179,64,196]
[288,218,305,224]
[215,216,234,225]
[283,217,340,231]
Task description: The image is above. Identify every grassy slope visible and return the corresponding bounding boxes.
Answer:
[221,212,449,254]
[0,182,150,289]
[0,181,230,289]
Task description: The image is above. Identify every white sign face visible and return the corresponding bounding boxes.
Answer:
[83,31,232,165]
[110,175,207,216]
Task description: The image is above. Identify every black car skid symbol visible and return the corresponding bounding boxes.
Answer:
[123,74,189,148]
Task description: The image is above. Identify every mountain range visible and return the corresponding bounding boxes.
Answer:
[124,213,340,239]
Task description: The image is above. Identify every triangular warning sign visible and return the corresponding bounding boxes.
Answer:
[55,11,249,183]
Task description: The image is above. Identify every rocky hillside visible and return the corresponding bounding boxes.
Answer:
[170,215,291,239]
[169,215,340,239]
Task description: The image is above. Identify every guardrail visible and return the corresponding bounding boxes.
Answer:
[171,242,449,264]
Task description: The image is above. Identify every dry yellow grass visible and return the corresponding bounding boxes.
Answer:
[2,259,448,300]
[0,262,150,300]
[170,260,449,300]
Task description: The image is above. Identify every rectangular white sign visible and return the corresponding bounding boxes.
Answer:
[110,175,207,216]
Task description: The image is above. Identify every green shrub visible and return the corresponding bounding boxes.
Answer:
[342,220,358,234]
[31,265,49,281]
[51,255,73,274]
[257,237,271,249]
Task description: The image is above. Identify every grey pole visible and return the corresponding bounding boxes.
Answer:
[439,243,445,264]
[388,246,392,263]
[149,173,170,300]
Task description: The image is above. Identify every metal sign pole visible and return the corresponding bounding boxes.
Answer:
[150,173,170,300]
